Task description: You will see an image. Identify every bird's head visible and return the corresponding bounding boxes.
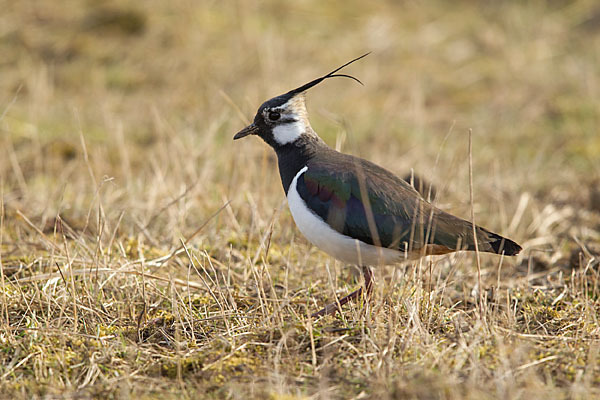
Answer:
[234,53,369,149]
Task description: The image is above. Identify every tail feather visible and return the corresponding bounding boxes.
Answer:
[427,208,522,256]
[480,229,522,256]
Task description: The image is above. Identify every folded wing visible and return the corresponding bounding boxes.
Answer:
[296,155,521,256]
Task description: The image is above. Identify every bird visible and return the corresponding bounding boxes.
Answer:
[234,53,522,317]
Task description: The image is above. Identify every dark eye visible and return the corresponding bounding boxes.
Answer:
[268,111,281,121]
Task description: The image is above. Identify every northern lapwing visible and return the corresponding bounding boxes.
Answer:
[234,53,522,317]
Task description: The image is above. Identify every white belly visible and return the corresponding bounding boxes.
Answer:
[287,166,405,266]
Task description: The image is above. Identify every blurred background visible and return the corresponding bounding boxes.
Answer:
[2,0,599,235]
[1,1,600,397]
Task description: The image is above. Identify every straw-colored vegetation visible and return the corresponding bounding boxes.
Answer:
[1,0,599,398]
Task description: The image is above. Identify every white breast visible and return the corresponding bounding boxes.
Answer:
[287,166,405,266]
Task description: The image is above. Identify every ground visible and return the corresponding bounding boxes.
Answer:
[1,0,600,398]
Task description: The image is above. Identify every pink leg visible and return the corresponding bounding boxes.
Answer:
[311,266,374,317]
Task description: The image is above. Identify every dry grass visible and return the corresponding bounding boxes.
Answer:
[1,0,600,398]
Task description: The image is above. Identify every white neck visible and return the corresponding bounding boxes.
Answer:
[273,120,306,145]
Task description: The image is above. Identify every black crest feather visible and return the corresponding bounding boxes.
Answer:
[288,52,370,95]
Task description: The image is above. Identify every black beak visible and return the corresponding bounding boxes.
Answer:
[233,123,259,140]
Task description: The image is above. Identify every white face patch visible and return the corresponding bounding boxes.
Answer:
[265,94,310,145]
[272,120,305,145]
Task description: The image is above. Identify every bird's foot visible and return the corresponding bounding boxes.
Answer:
[311,266,374,318]
[311,287,364,317]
